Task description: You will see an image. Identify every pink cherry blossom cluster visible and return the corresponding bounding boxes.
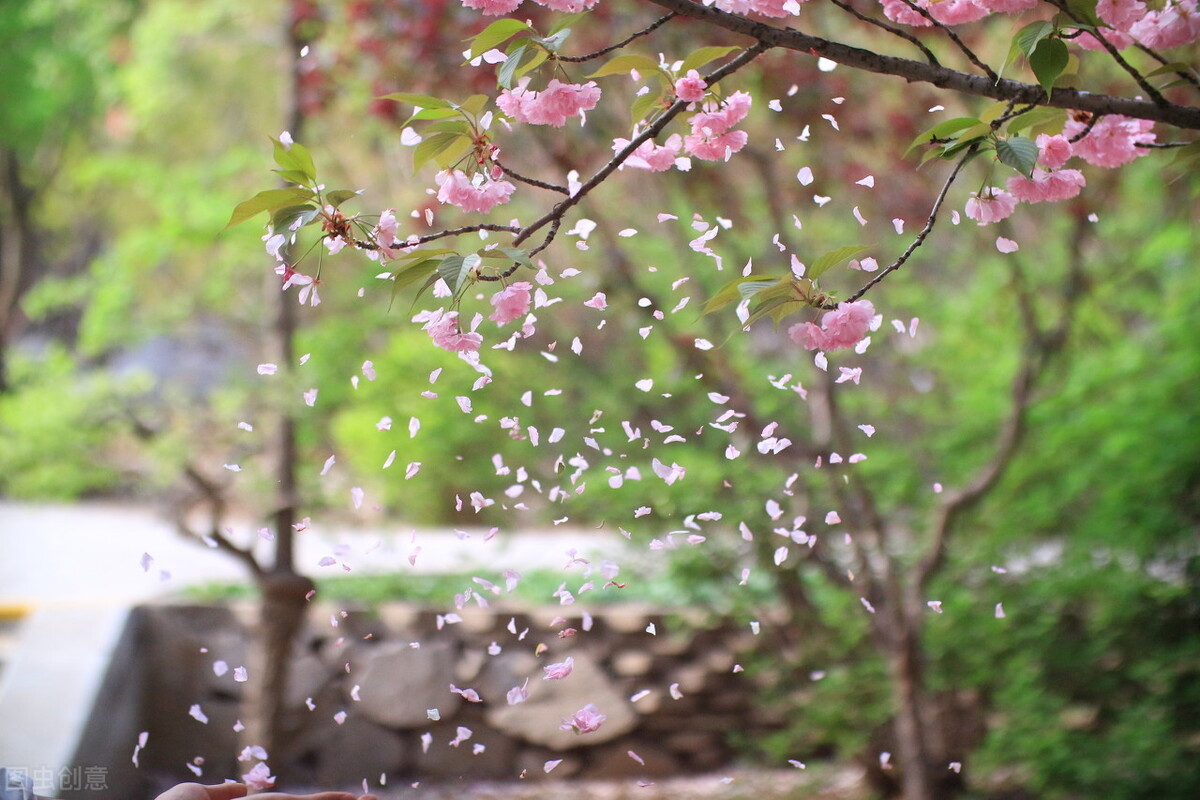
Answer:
[437,169,516,214]
[674,69,708,103]
[1079,0,1200,51]
[789,300,877,352]
[497,79,602,127]
[965,113,1155,222]
[964,188,1018,225]
[684,91,752,161]
[1064,114,1156,169]
[416,308,483,353]
[879,0,1199,49]
[489,281,533,325]
[462,0,597,16]
[611,133,683,172]
[715,0,807,18]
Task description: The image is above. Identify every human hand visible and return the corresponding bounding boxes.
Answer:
[153,782,377,800]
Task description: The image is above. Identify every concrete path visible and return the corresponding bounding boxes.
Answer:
[0,501,623,611]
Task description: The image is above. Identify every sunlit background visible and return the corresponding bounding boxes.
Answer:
[1,1,1197,799]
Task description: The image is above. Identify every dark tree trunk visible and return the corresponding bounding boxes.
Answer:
[239,2,316,771]
[0,148,37,394]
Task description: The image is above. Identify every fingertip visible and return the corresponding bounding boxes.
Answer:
[207,782,248,800]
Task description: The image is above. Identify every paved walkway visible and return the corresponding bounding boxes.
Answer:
[0,501,622,611]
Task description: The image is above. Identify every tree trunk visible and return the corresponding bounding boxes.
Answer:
[243,571,314,758]
[0,148,37,394]
[237,2,315,771]
[882,605,944,800]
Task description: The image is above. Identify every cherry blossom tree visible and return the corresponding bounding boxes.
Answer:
[225,2,1198,798]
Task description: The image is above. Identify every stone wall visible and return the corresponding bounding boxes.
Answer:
[87,602,775,796]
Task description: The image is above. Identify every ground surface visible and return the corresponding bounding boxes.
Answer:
[349,767,867,800]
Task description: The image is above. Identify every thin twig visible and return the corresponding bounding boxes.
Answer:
[843,151,972,304]
[179,465,265,578]
[1049,0,1169,107]
[826,0,940,66]
[353,223,522,252]
[1134,42,1200,90]
[1067,112,1102,143]
[556,12,678,63]
[498,161,569,194]
[897,0,998,82]
[514,41,773,248]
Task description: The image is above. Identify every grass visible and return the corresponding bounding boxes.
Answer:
[179,568,665,607]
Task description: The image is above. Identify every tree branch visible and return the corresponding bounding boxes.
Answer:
[843,150,971,304]
[896,0,998,82]
[1048,0,1168,107]
[826,0,940,66]
[176,465,265,578]
[641,0,1200,130]
[556,12,678,63]
[513,40,772,247]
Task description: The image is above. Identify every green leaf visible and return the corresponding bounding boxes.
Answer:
[1015,20,1055,58]
[495,246,533,268]
[744,296,794,329]
[391,247,459,262]
[1064,0,1102,26]
[549,12,589,34]
[995,135,1040,177]
[497,42,528,89]
[808,245,871,281]
[906,117,984,156]
[388,259,441,309]
[630,90,666,122]
[272,139,316,183]
[467,19,533,59]
[413,132,467,172]
[702,276,775,315]
[271,168,314,186]
[409,107,462,122]
[1146,61,1199,78]
[680,46,741,74]
[379,92,453,110]
[538,28,571,52]
[270,204,320,231]
[589,54,661,79]
[457,94,491,120]
[1169,141,1200,178]
[513,48,550,83]
[1029,38,1069,95]
[225,188,315,229]
[437,253,482,295]
[324,189,360,208]
[421,119,472,137]
[430,136,474,170]
[1005,105,1067,136]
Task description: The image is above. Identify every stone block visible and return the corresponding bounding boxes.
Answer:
[610,649,655,678]
[315,714,409,787]
[356,640,462,728]
[485,652,636,751]
[475,650,540,705]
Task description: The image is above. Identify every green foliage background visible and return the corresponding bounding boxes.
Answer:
[0,0,1197,797]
